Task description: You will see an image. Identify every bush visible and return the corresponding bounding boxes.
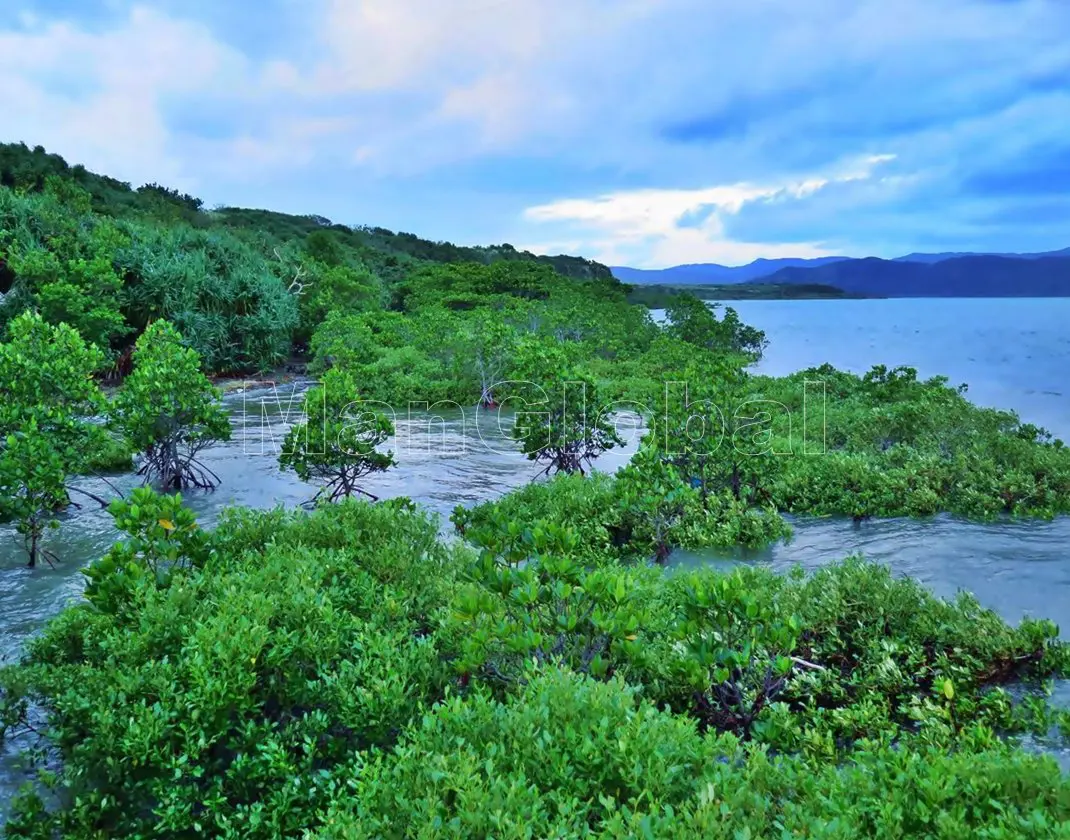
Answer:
[0,183,299,373]
[445,520,661,687]
[315,668,735,838]
[452,472,623,562]
[772,557,1069,750]
[749,364,1070,521]
[453,465,792,563]
[3,499,1070,837]
[314,669,1070,839]
[1,500,462,838]
[114,223,299,373]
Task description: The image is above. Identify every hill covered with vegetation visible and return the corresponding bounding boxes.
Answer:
[0,141,618,374]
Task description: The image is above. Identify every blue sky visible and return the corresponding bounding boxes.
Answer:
[3,0,1070,268]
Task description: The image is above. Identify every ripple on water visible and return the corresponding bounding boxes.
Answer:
[673,514,1070,635]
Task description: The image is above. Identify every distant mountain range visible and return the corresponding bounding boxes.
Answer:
[766,255,1070,298]
[891,247,1070,265]
[610,247,1070,297]
[610,257,849,285]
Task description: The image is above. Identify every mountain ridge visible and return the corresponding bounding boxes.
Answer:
[610,256,851,285]
[613,247,1070,287]
[760,254,1070,297]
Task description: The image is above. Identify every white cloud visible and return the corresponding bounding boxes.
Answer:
[315,0,546,93]
[273,0,667,169]
[520,154,896,267]
[302,0,1070,176]
[0,7,253,190]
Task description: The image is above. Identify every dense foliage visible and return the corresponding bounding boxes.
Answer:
[2,499,1069,837]
[747,363,1070,520]
[0,142,621,374]
[0,184,297,373]
[663,293,767,359]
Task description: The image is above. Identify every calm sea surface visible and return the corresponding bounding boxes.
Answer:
[725,297,1070,439]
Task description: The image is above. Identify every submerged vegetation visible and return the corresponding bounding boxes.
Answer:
[3,142,1070,834]
[3,499,1070,836]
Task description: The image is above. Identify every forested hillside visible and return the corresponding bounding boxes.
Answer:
[0,141,617,374]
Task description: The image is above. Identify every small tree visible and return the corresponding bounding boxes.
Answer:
[666,292,766,358]
[111,320,231,491]
[279,368,395,502]
[672,569,801,736]
[614,446,699,563]
[10,248,128,357]
[460,311,517,407]
[449,516,651,685]
[510,338,622,477]
[83,487,210,614]
[0,423,68,568]
[307,311,379,374]
[0,311,106,567]
[648,361,782,508]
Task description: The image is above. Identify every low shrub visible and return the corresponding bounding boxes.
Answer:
[1,499,461,838]
[315,668,738,838]
[3,500,1069,838]
[315,669,1070,839]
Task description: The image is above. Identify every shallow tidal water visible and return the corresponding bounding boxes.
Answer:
[3,297,1070,812]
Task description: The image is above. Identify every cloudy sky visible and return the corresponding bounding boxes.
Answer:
[3,0,1069,268]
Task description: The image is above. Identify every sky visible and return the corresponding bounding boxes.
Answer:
[3,0,1070,269]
